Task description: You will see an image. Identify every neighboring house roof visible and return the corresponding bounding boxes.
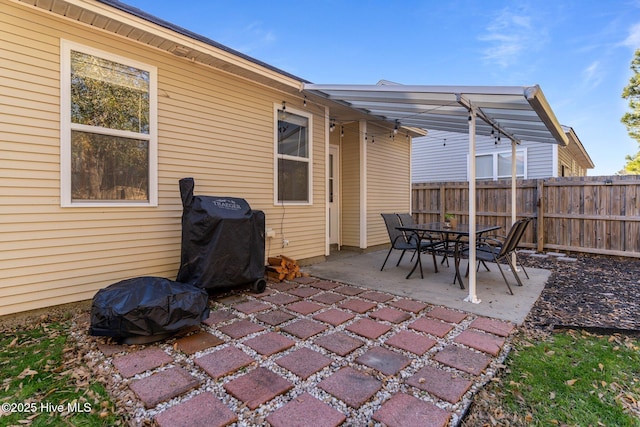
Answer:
[561,125,595,169]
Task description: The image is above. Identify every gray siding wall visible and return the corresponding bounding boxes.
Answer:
[412,130,555,183]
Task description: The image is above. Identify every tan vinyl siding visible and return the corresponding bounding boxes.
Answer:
[366,125,411,246]
[0,1,325,315]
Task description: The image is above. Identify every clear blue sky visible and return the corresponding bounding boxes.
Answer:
[124,0,640,175]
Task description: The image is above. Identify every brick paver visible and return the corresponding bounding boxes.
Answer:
[426,307,467,323]
[385,330,437,355]
[202,309,237,326]
[218,319,265,339]
[293,276,317,284]
[286,301,323,315]
[434,345,492,375]
[407,365,473,404]
[281,318,328,339]
[469,317,515,337]
[370,307,412,323]
[339,298,377,313]
[224,367,293,410]
[266,393,346,427]
[409,317,455,337]
[454,329,506,356]
[311,292,346,305]
[233,300,271,314]
[269,281,298,292]
[333,285,365,296]
[287,286,321,298]
[389,298,428,313]
[112,347,172,378]
[244,332,295,356]
[315,332,364,356]
[155,392,237,427]
[309,280,341,290]
[260,293,300,305]
[175,331,224,355]
[373,393,451,427]
[359,290,395,303]
[356,346,410,375]
[318,367,382,408]
[194,346,254,379]
[276,347,332,379]
[129,366,199,408]
[254,310,296,326]
[346,318,392,339]
[97,343,126,357]
[313,308,355,326]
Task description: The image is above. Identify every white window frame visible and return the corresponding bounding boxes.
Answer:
[468,148,527,180]
[60,40,158,207]
[273,103,313,205]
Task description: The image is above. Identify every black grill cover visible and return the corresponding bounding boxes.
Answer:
[89,276,210,338]
[176,178,265,290]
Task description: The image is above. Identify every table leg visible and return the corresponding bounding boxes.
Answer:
[453,241,465,289]
[405,233,424,279]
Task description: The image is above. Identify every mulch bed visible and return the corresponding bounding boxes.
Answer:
[521,253,640,333]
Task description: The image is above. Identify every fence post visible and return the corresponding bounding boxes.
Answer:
[439,183,445,222]
[537,179,545,253]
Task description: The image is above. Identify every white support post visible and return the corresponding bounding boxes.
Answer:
[464,109,480,304]
[511,140,518,268]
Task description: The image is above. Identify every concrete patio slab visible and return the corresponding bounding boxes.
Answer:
[303,249,550,324]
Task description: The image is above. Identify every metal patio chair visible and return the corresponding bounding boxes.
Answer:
[463,217,532,294]
[397,213,449,266]
[380,213,441,277]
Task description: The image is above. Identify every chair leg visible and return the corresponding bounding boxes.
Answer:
[494,262,515,295]
[504,255,524,287]
[381,248,394,271]
[514,254,529,279]
[396,250,407,266]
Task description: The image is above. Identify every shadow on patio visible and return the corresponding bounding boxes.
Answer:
[303,249,550,325]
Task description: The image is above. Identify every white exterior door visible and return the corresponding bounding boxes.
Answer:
[329,145,340,246]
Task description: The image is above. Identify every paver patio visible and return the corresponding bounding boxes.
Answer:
[90,275,517,426]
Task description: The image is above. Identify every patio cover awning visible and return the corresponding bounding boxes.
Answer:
[303,83,568,304]
[303,83,567,146]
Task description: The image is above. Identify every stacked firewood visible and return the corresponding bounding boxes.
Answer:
[266,255,302,281]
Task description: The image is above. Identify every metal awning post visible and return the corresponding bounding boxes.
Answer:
[511,140,518,267]
[464,108,480,304]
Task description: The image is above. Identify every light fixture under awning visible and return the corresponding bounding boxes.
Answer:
[303,83,567,146]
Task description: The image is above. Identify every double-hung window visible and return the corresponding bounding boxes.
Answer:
[60,40,157,207]
[472,149,526,180]
[275,105,312,204]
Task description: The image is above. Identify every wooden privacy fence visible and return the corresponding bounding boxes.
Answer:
[412,175,640,258]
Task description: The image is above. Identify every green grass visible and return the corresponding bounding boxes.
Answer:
[500,330,640,426]
[0,319,119,426]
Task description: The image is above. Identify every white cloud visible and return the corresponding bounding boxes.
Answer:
[623,22,640,48]
[230,22,277,54]
[479,7,546,68]
[582,61,604,89]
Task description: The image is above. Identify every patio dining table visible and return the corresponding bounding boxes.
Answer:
[397,222,501,288]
